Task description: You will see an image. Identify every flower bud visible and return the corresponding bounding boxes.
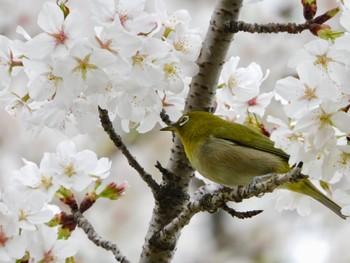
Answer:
[301,0,317,20]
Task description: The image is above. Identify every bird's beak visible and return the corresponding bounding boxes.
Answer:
[160,124,175,131]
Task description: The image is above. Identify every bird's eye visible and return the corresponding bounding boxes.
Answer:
[178,115,189,126]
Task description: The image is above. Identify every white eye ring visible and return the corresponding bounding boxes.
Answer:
[179,115,189,126]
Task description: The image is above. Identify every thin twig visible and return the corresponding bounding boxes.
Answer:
[160,109,173,126]
[155,161,177,182]
[98,107,160,195]
[221,204,263,219]
[226,20,317,34]
[72,210,130,263]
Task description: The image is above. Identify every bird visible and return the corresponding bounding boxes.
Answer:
[161,111,346,219]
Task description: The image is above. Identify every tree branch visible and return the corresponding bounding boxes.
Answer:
[72,210,130,263]
[225,6,340,35]
[225,20,317,34]
[153,168,303,246]
[98,107,160,195]
[160,109,173,126]
[186,1,244,112]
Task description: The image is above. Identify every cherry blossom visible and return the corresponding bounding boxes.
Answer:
[323,145,350,181]
[288,38,350,85]
[340,2,350,31]
[28,225,79,263]
[274,189,312,217]
[275,63,333,118]
[0,202,27,262]
[52,140,112,191]
[235,91,274,119]
[1,187,55,231]
[295,101,350,148]
[93,18,142,74]
[12,156,60,201]
[0,0,202,134]
[268,116,306,166]
[23,58,63,102]
[217,56,268,104]
[0,36,22,90]
[25,2,87,59]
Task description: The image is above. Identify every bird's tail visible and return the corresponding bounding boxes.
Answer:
[285,178,347,220]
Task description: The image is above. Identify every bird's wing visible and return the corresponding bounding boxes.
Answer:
[215,124,290,160]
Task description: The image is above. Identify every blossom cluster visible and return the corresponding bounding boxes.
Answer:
[0,140,125,262]
[214,2,350,215]
[273,36,350,181]
[0,0,202,134]
[271,0,350,185]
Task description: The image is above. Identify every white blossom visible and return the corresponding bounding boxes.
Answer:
[275,63,333,118]
[12,156,60,201]
[2,187,55,231]
[28,225,79,262]
[52,140,112,191]
[25,2,87,59]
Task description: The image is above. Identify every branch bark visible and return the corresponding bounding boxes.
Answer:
[185,0,244,112]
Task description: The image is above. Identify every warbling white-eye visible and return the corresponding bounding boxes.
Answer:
[161,111,346,219]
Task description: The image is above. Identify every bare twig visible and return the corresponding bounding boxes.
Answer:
[221,204,263,219]
[160,109,173,126]
[155,161,177,182]
[98,107,160,195]
[226,7,340,35]
[72,210,130,263]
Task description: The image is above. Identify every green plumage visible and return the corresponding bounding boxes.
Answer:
[161,111,346,219]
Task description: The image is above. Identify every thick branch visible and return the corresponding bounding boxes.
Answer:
[98,107,160,195]
[186,1,243,111]
[154,168,303,245]
[72,210,130,263]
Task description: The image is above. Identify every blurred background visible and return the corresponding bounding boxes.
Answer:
[0,0,349,262]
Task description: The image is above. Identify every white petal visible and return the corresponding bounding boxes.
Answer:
[38,3,64,34]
